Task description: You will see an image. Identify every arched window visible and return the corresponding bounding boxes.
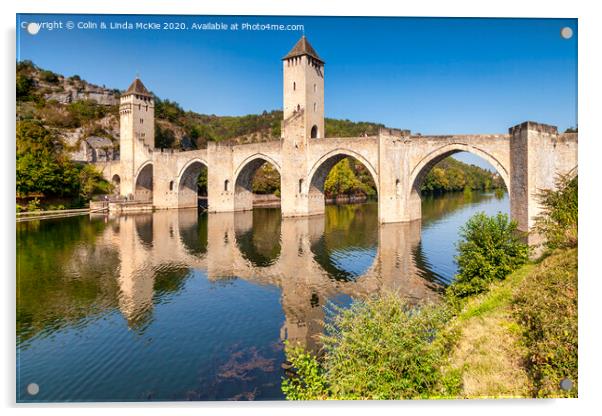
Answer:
[169,180,174,191]
[313,83,317,92]
[310,125,318,139]
[293,81,296,91]
[313,102,317,112]
[299,178,303,194]
[224,179,230,192]
[296,104,301,112]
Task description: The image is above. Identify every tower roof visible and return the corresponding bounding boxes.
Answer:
[283,36,324,64]
[124,77,152,97]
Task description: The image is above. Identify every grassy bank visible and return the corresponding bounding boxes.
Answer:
[447,248,577,398]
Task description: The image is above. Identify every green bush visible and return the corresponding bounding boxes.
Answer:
[447,212,529,299]
[281,345,329,400]
[16,73,35,100]
[66,100,111,126]
[534,173,577,250]
[16,120,111,201]
[282,295,461,400]
[513,249,578,397]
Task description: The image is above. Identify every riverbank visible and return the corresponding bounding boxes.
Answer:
[446,247,577,398]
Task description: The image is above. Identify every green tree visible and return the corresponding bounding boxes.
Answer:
[534,173,578,250]
[16,120,110,205]
[155,123,176,149]
[324,158,372,199]
[16,73,34,100]
[448,212,529,299]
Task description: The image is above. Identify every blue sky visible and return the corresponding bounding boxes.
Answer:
[17,14,577,169]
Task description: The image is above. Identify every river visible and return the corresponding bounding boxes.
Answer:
[16,191,508,402]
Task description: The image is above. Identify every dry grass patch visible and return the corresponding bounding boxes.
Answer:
[448,266,533,398]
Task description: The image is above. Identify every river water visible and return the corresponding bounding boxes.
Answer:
[16,191,508,402]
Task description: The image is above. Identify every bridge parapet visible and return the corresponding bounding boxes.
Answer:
[509,121,558,135]
[378,127,411,137]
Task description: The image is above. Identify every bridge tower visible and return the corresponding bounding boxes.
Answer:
[281,35,325,217]
[118,77,155,199]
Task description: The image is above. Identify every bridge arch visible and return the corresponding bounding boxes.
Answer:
[407,143,510,221]
[134,162,153,201]
[307,149,379,215]
[233,154,282,211]
[177,158,208,209]
[409,143,510,191]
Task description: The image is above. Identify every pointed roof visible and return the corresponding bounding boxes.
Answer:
[124,77,152,97]
[283,36,324,64]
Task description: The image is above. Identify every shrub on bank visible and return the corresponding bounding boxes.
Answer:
[282,295,461,400]
[513,248,578,397]
[447,212,529,299]
[534,173,578,250]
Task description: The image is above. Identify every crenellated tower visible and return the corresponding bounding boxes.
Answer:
[281,36,325,217]
[282,35,325,143]
[118,77,154,198]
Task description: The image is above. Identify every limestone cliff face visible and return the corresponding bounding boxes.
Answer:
[32,69,120,106]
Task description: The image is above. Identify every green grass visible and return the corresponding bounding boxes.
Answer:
[457,264,534,322]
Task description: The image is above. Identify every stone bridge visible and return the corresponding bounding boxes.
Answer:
[96,36,578,238]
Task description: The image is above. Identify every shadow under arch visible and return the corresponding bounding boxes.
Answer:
[234,208,282,267]
[310,203,379,282]
[233,154,282,212]
[111,174,121,196]
[408,144,510,220]
[307,149,378,215]
[134,162,153,201]
[177,159,208,209]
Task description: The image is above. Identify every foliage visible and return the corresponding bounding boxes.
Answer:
[534,173,578,250]
[324,158,376,199]
[197,168,208,195]
[155,122,176,149]
[513,248,578,397]
[421,157,504,194]
[26,198,41,212]
[16,120,110,205]
[78,164,113,199]
[39,69,59,84]
[154,97,184,122]
[16,73,35,100]
[447,212,529,299]
[281,345,329,400]
[324,118,384,137]
[283,295,461,400]
[252,163,280,195]
[66,100,114,127]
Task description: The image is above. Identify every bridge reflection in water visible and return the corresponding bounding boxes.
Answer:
[98,206,441,352]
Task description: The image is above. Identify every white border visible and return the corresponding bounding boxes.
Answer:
[3,1,601,415]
